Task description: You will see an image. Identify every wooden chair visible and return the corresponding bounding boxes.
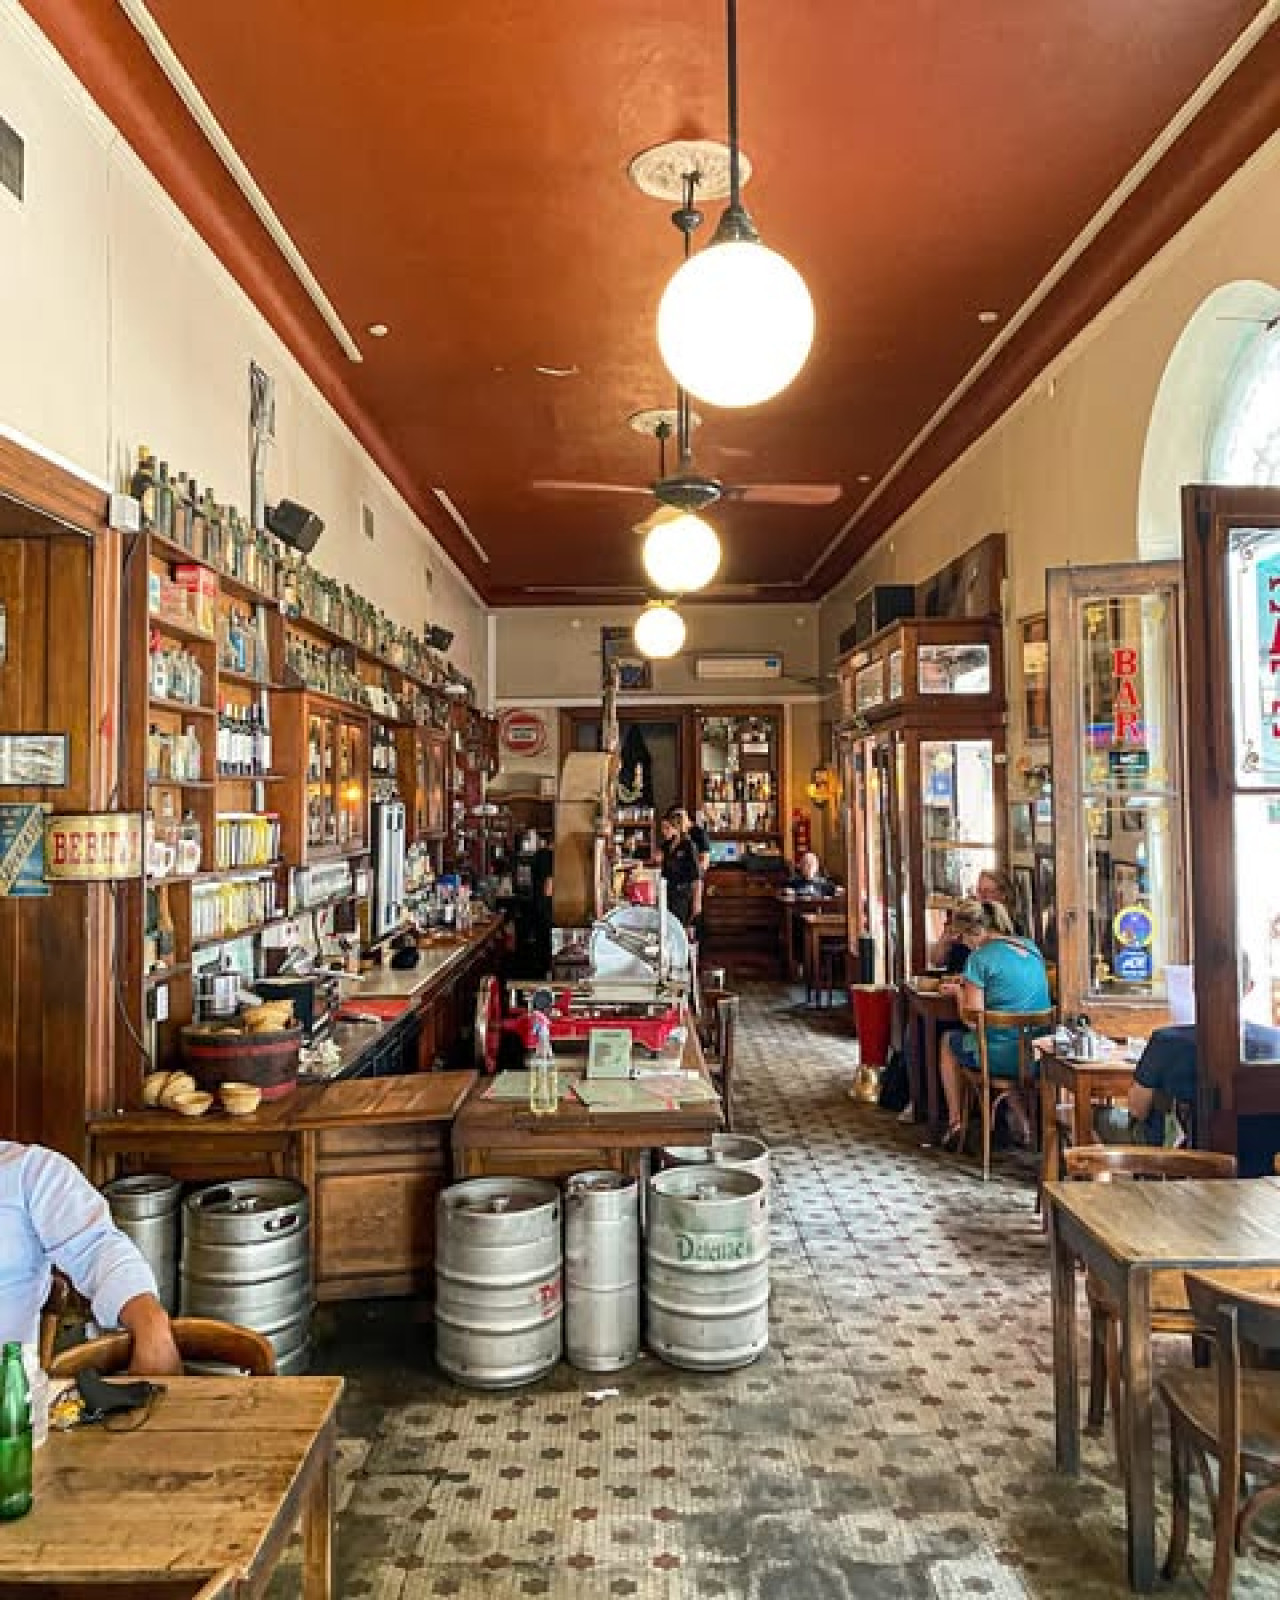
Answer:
[957,1005,1056,1181]
[48,1316,276,1379]
[1160,1270,1280,1597]
[38,1269,72,1371]
[698,987,739,1132]
[1064,1145,1238,1474]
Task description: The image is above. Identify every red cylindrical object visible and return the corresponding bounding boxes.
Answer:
[850,985,894,1069]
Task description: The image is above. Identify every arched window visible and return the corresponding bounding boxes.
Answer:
[1207,323,1280,484]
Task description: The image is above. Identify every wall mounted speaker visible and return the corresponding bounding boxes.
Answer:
[427,624,454,651]
[266,499,325,554]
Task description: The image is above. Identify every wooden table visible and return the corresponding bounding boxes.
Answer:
[778,892,845,982]
[1036,1045,1136,1187]
[1045,1176,1280,1590]
[452,1028,722,1181]
[2,1376,342,1597]
[799,911,849,1006]
[902,982,959,1134]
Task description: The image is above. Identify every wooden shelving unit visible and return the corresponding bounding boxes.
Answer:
[119,511,499,1076]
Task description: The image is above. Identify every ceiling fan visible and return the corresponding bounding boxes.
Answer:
[531,398,842,514]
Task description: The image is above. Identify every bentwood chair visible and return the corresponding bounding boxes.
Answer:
[1064,1145,1238,1475]
[1160,1270,1280,1597]
[48,1315,276,1378]
[38,1270,72,1371]
[957,1006,1056,1181]
[697,987,740,1132]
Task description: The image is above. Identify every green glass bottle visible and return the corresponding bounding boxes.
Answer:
[0,1341,32,1520]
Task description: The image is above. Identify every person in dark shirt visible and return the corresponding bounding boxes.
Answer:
[657,811,701,930]
[1127,958,1280,1141]
[785,851,837,896]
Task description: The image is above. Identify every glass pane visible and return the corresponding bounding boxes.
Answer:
[918,642,991,695]
[1078,593,1177,797]
[919,739,996,952]
[860,740,886,983]
[1226,526,1280,787]
[888,648,904,700]
[855,661,885,713]
[1081,797,1179,1002]
[1235,794,1280,1061]
[895,736,911,972]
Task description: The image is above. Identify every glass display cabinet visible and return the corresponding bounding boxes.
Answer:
[837,618,1006,985]
[1047,561,1189,1038]
[698,712,782,840]
[1182,486,1280,1162]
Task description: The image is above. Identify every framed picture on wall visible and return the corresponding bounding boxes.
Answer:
[1020,614,1051,742]
[1120,801,1144,832]
[1032,792,1054,851]
[601,626,652,692]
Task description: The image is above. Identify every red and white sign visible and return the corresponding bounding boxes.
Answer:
[499,709,548,757]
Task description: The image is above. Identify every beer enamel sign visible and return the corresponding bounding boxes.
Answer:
[44,812,144,881]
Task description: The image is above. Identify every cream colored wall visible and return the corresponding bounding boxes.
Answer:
[493,603,828,841]
[0,5,487,688]
[818,125,1280,760]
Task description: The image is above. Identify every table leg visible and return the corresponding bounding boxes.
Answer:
[1072,1080,1095,1150]
[1048,1205,1080,1476]
[1040,1074,1059,1191]
[1121,1268,1156,1591]
[302,1423,335,1599]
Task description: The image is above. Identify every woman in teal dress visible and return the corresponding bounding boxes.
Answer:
[938,898,1051,1150]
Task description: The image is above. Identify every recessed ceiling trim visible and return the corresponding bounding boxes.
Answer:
[431,487,491,564]
[116,0,364,364]
[804,0,1280,585]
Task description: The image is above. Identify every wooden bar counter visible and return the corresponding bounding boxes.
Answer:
[89,1072,476,1303]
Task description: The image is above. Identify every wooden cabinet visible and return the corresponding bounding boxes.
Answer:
[397,724,449,842]
[273,692,370,863]
[701,863,786,976]
[697,711,783,841]
[1047,561,1189,1038]
[837,618,1006,985]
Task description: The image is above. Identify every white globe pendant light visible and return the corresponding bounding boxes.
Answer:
[633,600,686,659]
[658,241,814,410]
[657,0,814,409]
[641,508,721,594]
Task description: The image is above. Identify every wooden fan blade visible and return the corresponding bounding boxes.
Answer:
[723,483,843,506]
[530,479,651,497]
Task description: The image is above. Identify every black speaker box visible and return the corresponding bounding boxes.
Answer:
[267,499,325,554]
[854,583,915,644]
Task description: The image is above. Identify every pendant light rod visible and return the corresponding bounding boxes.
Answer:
[715,0,759,244]
[675,171,700,468]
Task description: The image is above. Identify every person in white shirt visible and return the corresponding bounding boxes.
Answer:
[1,1140,182,1374]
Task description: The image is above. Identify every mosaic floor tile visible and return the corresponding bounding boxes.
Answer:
[268,984,1280,1597]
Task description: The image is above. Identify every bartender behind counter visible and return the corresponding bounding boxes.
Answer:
[657,809,701,933]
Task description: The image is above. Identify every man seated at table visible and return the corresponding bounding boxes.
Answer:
[1126,955,1280,1143]
[784,850,838,896]
[1,1138,182,1374]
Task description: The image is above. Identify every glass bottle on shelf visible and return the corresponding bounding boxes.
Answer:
[176,810,202,876]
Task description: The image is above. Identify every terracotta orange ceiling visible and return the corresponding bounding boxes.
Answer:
[22,1,1280,603]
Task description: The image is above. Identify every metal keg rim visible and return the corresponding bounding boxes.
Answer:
[103,1173,181,1197]
[443,1177,560,1217]
[650,1163,763,1200]
[566,1170,637,1196]
[184,1177,307,1216]
[662,1134,768,1165]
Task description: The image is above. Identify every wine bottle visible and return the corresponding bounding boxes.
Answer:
[0,1342,32,1521]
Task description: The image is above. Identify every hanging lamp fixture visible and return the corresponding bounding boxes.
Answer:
[657,0,814,408]
[633,599,687,659]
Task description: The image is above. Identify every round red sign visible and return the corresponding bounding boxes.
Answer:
[499,709,548,757]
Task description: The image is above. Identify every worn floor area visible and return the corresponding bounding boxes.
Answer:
[290,987,1279,1598]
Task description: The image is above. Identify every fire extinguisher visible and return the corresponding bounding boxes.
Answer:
[791,810,811,861]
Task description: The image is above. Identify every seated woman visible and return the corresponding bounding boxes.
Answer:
[927,867,1024,973]
[937,898,1052,1150]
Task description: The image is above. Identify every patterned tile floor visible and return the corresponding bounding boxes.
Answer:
[289,987,1280,1598]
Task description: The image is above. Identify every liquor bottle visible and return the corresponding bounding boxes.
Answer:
[156,461,175,540]
[174,471,193,550]
[0,1343,31,1521]
[130,447,157,530]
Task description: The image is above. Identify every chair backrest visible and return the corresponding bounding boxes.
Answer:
[969,1006,1057,1084]
[715,993,739,1076]
[38,1269,72,1371]
[1185,1270,1280,1480]
[1064,1145,1238,1182]
[48,1316,277,1379]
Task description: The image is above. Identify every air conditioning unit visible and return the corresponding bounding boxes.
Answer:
[694,653,784,681]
